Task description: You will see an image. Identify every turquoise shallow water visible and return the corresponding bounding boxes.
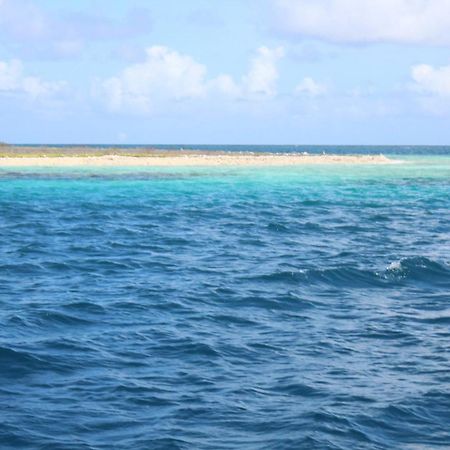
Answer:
[0,151,449,449]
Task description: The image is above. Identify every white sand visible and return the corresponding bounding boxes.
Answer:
[0,154,393,167]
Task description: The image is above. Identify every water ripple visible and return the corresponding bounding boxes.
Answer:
[0,159,449,449]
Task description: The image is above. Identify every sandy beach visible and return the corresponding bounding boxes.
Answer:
[0,152,393,167]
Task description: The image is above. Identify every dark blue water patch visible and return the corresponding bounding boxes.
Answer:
[0,170,235,181]
[0,161,449,449]
[0,345,75,379]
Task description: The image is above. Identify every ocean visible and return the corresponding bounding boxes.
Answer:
[0,146,449,449]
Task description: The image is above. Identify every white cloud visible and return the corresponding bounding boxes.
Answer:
[411,64,450,96]
[410,64,450,114]
[0,59,66,100]
[97,45,286,113]
[243,46,285,97]
[100,46,208,113]
[211,74,241,98]
[273,0,450,45]
[295,77,327,96]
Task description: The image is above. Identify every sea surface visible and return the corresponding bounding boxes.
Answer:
[0,146,449,449]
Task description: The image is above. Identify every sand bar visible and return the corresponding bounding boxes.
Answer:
[0,151,393,167]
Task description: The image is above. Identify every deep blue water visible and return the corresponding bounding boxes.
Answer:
[1,149,449,449]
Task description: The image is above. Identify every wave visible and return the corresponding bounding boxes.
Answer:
[384,257,450,285]
[0,346,71,378]
[34,310,94,326]
[271,381,322,398]
[247,257,450,288]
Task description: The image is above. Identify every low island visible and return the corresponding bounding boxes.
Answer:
[0,146,393,167]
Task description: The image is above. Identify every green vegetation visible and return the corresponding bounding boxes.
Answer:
[0,146,255,158]
[0,146,167,158]
[0,151,172,158]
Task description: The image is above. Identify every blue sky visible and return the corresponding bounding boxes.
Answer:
[1,0,450,144]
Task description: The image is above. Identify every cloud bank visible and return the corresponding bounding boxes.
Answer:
[98,46,286,113]
[0,0,152,58]
[273,0,450,45]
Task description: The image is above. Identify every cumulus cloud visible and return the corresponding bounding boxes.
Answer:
[99,46,209,113]
[273,0,450,45]
[294,77,327,96]
[97,45,286,113]
[411,64,450,96]
[243,46,285,97]
[0,59,66,100]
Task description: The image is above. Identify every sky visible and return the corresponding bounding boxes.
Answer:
[0,0,450,145]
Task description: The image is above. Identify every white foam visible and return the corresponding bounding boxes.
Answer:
[387,261,402,271]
